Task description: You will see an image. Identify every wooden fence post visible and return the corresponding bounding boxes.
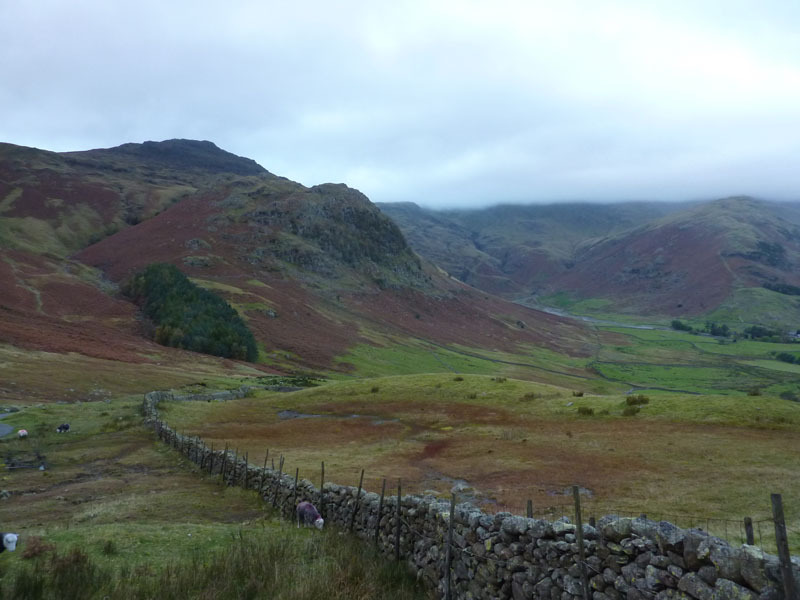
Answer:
[209,443,215,474]
[526,499,533,519]
[349,469,365,533]
[744,516,754,545]
[375,478,386,548]
[771,493,798,600]
[319,461,325,519]
[259,449,269,494]
[272,456,284,508]
[291,468,300,520]
[395,479,402,561]
[573,485,590,600]
[444,493,456,600]
[242,452,249,488]
[220,444,229,480]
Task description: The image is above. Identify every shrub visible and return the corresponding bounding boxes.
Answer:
[577,406,594,416]
[453,376,464,382]
[776,352,798,364]
[21,536,55,559]
[466,393,477,399]
[671,320,693,332]
[101,539,118,555]
[492,377,507,383]
[743,325,781,340]
[622,406,640,416]
[521,392,538,401]
[779,391,799,402]
[747,387,762,396]
[626,394,650,406]
[370,386,380,393]
[572,391,584,397]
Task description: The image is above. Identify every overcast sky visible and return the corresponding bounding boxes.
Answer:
[2,1,800,207]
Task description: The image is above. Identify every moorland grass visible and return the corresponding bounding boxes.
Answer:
[161,373,800,555]
[0,344,264,405]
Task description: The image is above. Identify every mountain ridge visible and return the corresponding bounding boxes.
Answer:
[379,197,800,325]
[0,140,594,380]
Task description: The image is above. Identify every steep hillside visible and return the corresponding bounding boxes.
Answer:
[378,201,688,296]
[381,198,800,325]
[0,140,596,385]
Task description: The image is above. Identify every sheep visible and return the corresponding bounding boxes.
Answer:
[296,501,324,529]
[1,533,18,553]
[17,429,28,439]
[56,423,70,433]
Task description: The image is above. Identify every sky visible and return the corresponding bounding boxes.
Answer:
[2,0,800,208]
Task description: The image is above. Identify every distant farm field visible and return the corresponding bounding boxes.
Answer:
[162,374,800,552]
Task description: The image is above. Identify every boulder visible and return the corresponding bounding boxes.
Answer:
[711,578,757,600]
[678,573,714,600]
[501,516,531,537]
[710,542,744,584]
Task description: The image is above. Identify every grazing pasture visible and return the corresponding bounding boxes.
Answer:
[162,374,800,551]
[0,396,428,599]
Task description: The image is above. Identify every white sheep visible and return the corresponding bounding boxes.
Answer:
[1,533,18,553]
[17,429,28,439]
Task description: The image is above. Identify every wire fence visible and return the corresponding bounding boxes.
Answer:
[244,461,800,558]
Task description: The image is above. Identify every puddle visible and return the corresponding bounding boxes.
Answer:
[277,410,321,420]
[277,410,398,425]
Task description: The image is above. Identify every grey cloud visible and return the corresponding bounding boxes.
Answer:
[2,0,799,207]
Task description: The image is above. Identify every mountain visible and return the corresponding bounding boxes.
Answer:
[0,140,595,390]
[378,201,691,297]
[379,198,800,325]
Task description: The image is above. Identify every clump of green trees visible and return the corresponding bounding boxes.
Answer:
[670,319,799,343]
[124,263,258,362]
[670,320,730,337]
[774,352,800,365]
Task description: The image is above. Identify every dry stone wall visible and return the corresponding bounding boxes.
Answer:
[143,390,799,600]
